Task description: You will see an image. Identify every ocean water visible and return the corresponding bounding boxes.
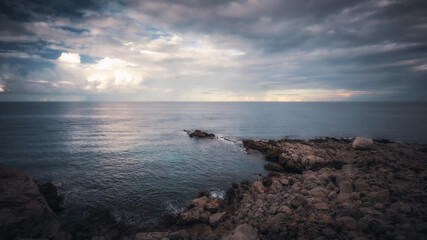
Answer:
[0,102,426,228]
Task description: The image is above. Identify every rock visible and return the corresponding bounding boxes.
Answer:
[251,181,265,194]
[264,163,283,172]
[367,190,390,203]
[0,166,61,240]
[38,182,63,213]
[185,130,215,138]
[374,203,385,210]
[336,216,358,231]
[278,153,303,173]
[223,224,259,240]
[135,232,169,240]
[191,196,209,208]
[368,219,391,234]
[314,202,328,210]
[179,207,202,224]
[242,140,271,153]
[205,199,221,213]
[265,148,282,162]
[352,137,373,150]
[278,206,292,215]
[290,195,307,208]
[208,212,225,226]
[338,180,353,193]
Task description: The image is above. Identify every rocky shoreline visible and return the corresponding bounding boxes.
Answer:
[1,136,426,239]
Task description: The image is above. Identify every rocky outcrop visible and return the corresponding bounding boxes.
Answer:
[134,137,426,240]
[184,130,216,138]
[0,166,67,240]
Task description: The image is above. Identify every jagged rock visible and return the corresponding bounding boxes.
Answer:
[223,224,259,240]
[185,130,215,138]
[0,166,62,240]
[352,137,373,150]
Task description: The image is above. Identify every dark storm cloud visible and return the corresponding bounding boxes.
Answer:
[0,0,426,101]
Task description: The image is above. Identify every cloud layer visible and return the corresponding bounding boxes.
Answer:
[0,0,426,101]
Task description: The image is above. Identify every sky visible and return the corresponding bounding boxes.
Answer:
[0,0,426,101]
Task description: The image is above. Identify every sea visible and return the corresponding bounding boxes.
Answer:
[0,102,426,228]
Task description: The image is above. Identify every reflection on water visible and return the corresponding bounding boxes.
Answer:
[0,102,426,228]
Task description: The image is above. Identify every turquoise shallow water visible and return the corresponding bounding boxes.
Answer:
[0,102,426,227]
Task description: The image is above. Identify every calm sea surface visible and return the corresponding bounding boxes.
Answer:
[0,102,426,227]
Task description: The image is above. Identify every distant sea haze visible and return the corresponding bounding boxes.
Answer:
[0,102,426,227]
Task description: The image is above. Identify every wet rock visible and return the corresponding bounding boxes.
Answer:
[185,130,215,138]
[352,137,373,150]
[0,166,61,240]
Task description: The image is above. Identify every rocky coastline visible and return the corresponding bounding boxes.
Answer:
[1,136,426,240]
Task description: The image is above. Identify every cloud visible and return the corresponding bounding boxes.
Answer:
[0,0,426,101]
[58,52,81,64]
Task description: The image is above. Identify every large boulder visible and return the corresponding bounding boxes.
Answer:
[0,166,61,239]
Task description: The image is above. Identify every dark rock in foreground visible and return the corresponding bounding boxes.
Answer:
[38,182,64,213]
[0,166,69,240]
[184,130,216,138]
